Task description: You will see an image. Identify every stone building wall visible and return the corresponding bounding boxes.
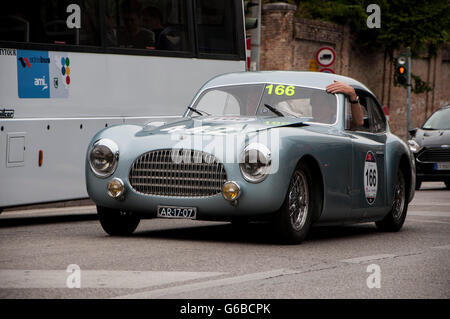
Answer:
[259,3,450,139]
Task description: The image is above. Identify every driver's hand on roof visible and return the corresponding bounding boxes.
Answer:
[326,80,364,128]
[325,81,358,101]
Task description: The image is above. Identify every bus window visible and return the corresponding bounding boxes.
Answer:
[195,0,237,55]
[0,0,100,46]
[106,0,190,52]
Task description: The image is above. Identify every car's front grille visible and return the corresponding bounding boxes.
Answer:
[129,149,227,197]
[417,148,450,162]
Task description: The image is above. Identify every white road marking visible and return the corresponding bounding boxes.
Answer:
[0,206,97,219]
[410,202,450,207]
[0,270,223,289]
[407,219,450,225]
[408,211,450,218]
[113,269,289,299]
[431,245,450,250]
[339,254,396,264]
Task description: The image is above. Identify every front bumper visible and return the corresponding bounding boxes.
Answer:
[415,160,450,181]
[86,162,290,221]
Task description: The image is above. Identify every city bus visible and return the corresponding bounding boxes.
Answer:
[0,0,246,209]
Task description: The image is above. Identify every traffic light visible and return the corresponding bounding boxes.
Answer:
[395,54,408,85]
[244,1,258,30]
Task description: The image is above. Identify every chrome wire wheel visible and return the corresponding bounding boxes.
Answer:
[288,170,310,231]
[376,167,408,232]
[392,170,406,221]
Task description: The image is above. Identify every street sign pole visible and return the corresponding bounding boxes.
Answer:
[406,47,411,139]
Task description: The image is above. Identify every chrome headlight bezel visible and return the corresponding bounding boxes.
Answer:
[407,139,421,153]
[89,138,119,178]
[239,143,272,183]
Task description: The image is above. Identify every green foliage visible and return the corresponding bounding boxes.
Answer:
[411,74,433,94]
[394,73,433,94]
[393,61,433,94]
[264,0,298,5]
[295,0,448,94]
[295,0,450,55]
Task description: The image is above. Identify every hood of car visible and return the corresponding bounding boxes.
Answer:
[413,129,450,148]
[139,116,309,136]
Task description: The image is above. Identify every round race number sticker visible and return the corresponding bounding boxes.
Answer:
[364,151,378,205]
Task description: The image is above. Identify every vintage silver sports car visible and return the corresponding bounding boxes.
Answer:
[86,71,415,244]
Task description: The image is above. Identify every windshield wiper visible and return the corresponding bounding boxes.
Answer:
[264,104,284,117]
[187,106,211,116]
[187,106,204,116]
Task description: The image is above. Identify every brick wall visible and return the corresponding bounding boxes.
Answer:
[259,3,450,139]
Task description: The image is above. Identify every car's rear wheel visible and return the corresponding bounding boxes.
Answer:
[97,206,140,236]
[274,163,316,244]
[376,168,408,232]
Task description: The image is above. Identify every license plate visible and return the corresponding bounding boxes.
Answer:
[157,206,197,219]
[434,162,450,170]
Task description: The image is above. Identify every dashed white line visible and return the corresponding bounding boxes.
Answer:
[113,269,289,299]
[0,206,97,219]
[339,254,396,264]
[408,211,450,218]
[0,270,224,289]
[431,245,450,250]
[408,219,450,225]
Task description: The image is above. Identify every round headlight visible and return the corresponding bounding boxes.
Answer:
[107,178,125,199]
[239,143,271,183]
[222,181,241,201]
[89,138,119,178]
[407,139,420,153]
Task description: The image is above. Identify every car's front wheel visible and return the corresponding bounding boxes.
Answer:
[97,206,140,236]
[274,163,316,244]
[376,168,408,232]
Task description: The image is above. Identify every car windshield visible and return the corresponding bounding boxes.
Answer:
[189,83,337,124]
[257,84,337,124]
[422,107,450,130]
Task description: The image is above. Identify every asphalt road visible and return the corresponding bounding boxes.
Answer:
[0,182,449,299]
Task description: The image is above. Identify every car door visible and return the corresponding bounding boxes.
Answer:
[346,91,387,220]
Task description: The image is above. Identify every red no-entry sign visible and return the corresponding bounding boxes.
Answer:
[316,47,336,67]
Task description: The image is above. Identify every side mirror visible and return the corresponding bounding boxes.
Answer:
[408,128,418,137]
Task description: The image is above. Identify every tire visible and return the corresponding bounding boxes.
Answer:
[97,206,140,236]
[376,168,408,232]
[415,178,422,190]
[444,179,450,190]
[274,163,317,244]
